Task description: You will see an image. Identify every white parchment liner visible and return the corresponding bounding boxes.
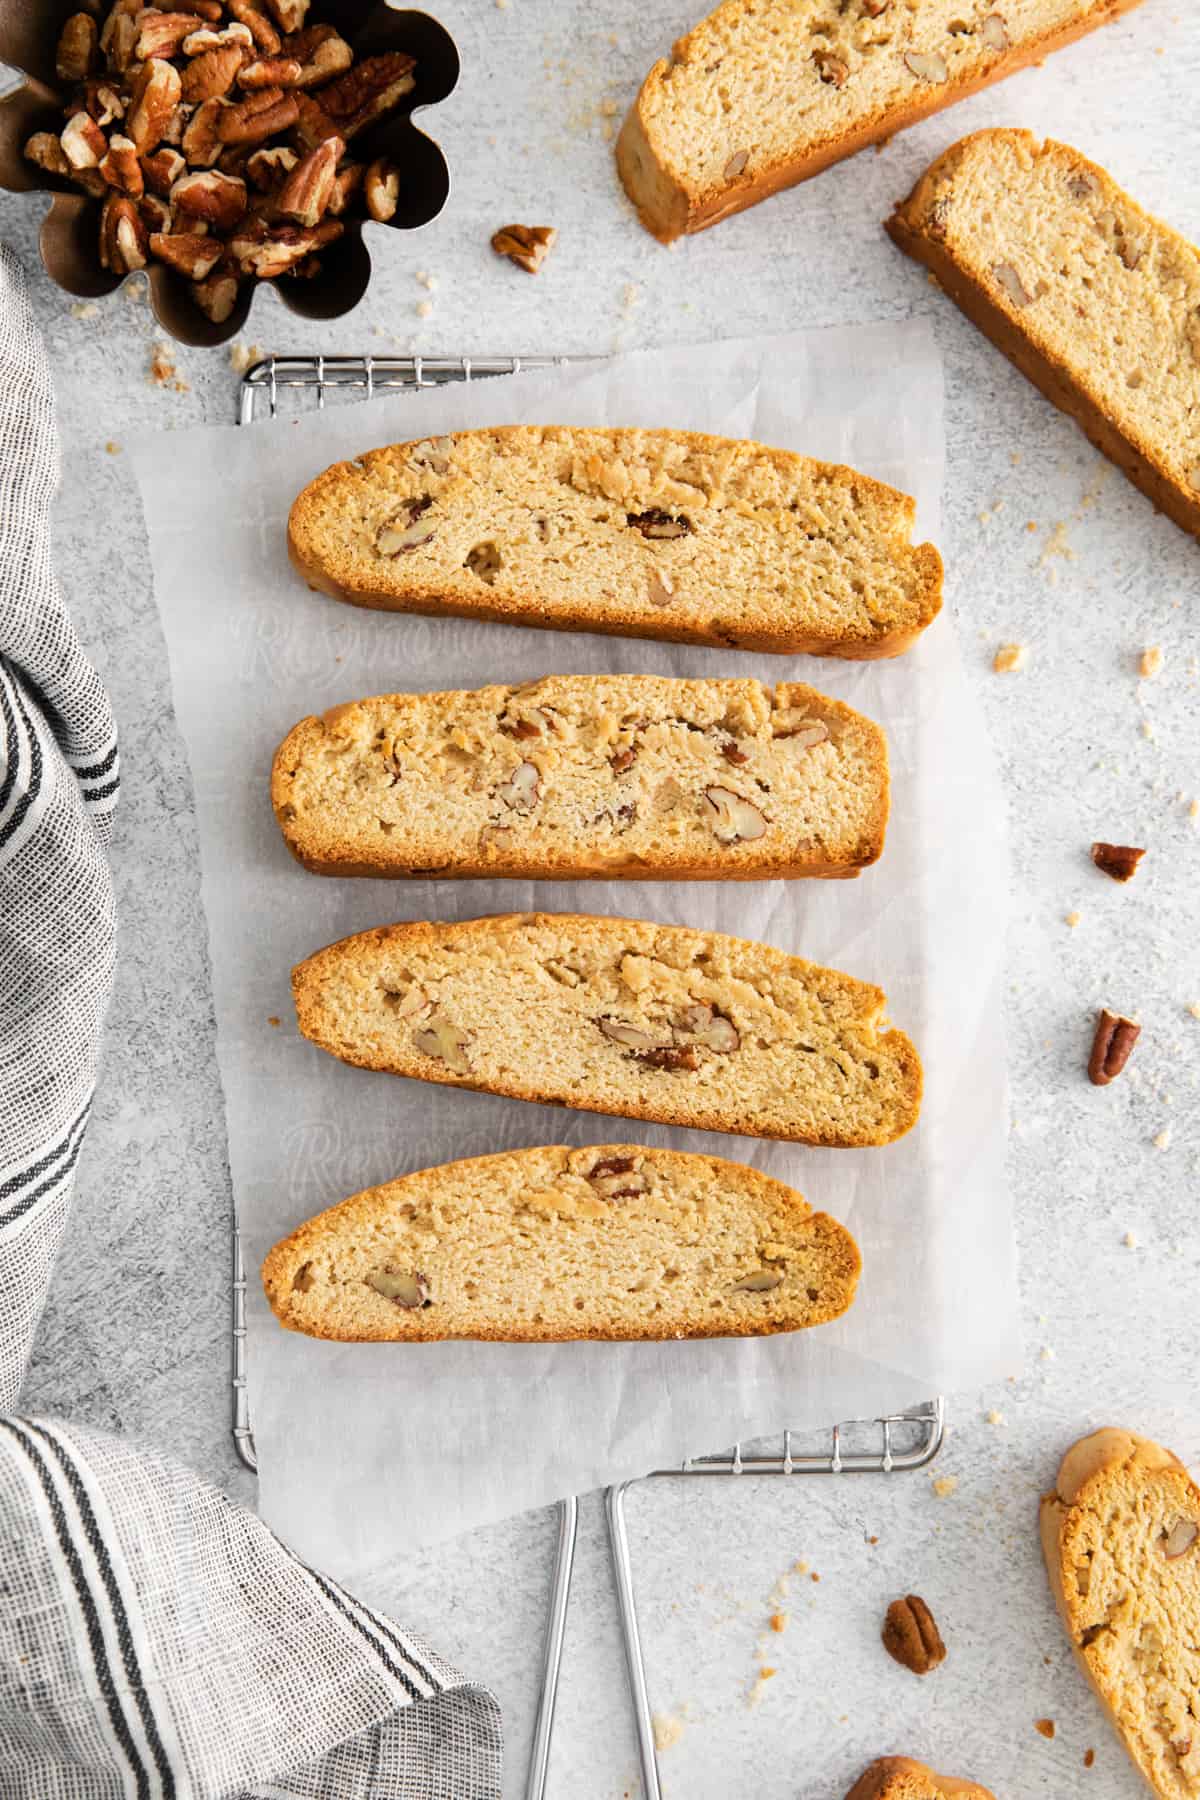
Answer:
[130,323,1019,1572]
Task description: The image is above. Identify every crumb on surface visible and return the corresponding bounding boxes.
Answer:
[70,301,100,321]
[746,1667,776,1709]
[105,441,121,455]
[770,1611,788,1633]
[1065,911,1081,929]
[1154,1128,1172,1151]
[651,1712,684,1752]
[986,1409,1005,1426]
[1140,646,1164,679]
[228,341,263,376]
[1035,1719,1056,1740]
[268,1016,281,1028]
[932,1475,958,1499]
[993,642,1027,673]
[1040,1346,1055,1361]
[1123,1230,1138,1249]
[1187,1002,1200,1021]
[416,299,434,319]
[148,343,175,386]
[867,1534,879,1545]
[1084,1749,1095,1768]
[794,1559,809,1575]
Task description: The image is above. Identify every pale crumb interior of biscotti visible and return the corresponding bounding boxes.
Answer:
[297,915,920,1145]
[267,1144,860,1341]
[635,1,1120,197]
[1060,1452,1200,1797]
[276,675,885,875]
[913,134,1200,500]
[292,425,934,645]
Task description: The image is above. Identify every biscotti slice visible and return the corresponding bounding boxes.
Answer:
[261,1143,861,1343]
[617,0,1144,242]
[1041,1428,1200,1798]
[292,912,922,1146]
[846,1758,995,1800]
[288,425,942,658]
[272,675,889,882]
[888,131,1200,541]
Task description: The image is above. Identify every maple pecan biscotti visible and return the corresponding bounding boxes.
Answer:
[618,0,1144,242]
[287,425,942,657]
[845,1759,995,1800]
[292,912,922,1146]
[1041,1428,1200,1797]
[272,675,889,881]
[888,130,1200,540]
[261,1143,861,1343]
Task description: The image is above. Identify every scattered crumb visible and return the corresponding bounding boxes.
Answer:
[1026,520,1038,532]
[1040,1346,1055,1361]
[1084,1749,1095,1768]
[932,1475,958,1499]
[416,270,437,290]
[122,277,147,303]
[651,1712,684,1752]
[148,342,176,386]
[867,1535,879,1546]
[746,1667,776,1709]
[1190,799,1200,823]
[993,642,1027,674]
[228,341,263,375]
[1040,520,1075,566]
[1140,646,1164,679]
[794,1559,809,1575]
[810,1572,821,1584]
[495,0,510,9]
[104,440,121,455]
[1035,1719,1056,1740]
[1154,1128,1172,1152]
[416,299,434,319]
[770,1612,788,1633]
[1123,1231,1138,1249]
[267,1016,281,1028]
[1065,911,1082,929]
[621,282,640,316]
[986,1409,1005,1426]
[1187,1002,1200,1021]
[600,97,619,117]
[1141,719,1156,741]
[70,301,100,321]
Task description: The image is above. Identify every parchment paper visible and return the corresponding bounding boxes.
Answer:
[130,322,1019,1575]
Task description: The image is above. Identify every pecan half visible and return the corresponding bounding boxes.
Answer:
[127,58,183,154]
[137,11,201,60]
[627,507,692,539]
[276,136,344,225]
[217,87,300,145]
[882,1595,946,1675]
[1088,1010,1140,1086]
[1091,842,1145,883]
[491,223,557,274]
[57,12,99,83]
[172,168,248,228]
[181,44,247,104]
[301,52,415,140]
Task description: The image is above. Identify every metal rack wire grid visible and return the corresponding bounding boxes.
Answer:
[234,351,945,1800]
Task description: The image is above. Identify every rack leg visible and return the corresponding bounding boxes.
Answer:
[605,1483,663,1800]
[524,1495,579,1800]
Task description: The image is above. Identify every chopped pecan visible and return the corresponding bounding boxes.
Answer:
[99,134,144,197]
[276,136,344,226]
[227,217,341,277]
[1091,842,1145,883]
[376,496,435,555]
[364,157,400,222]
[181,23,255,55]
[491,223,557,273]
[494,761,540,814]
[412,1014,471,1074]
[814,50,848,85]
[99,194,148,273]
[673,1002,739,1052]
[465,541,502,584]
[181,44,247,104]
[141,146,186,196]
[149,231,223,279]
[720,739,748,766]
[627,507,692,539]
[61,110,107,169]
[263,0,311,29]
[1088,1010,1140,1086]
[172,169,248,229]
[610,746,637,773]
[638,1043,701,1071]
[702,786,768,844]
[100,1,140,75]
[238,55,303,88]
[366,1266,430,1308]
[191,271,241,322]
[285,24,354,88]
[587,1156,649,1201]
[137,10,201,59]
[327,160,364,215]
[882,1595,946,1675]
[57,12,99,83]
[182,98,228,163]
[82,80,126,127]
[127,58,182,154]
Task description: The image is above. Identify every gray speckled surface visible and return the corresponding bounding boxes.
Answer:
[7,0,1200,1792]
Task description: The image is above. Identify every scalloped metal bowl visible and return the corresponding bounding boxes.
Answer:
[0,0,459,346]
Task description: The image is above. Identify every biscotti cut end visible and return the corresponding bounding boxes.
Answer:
[270,675,890,882]
[291,912,922,1147]
[888,130,1200,541]
[845,1758,995,1800]
[261,1143,861,1343]
[1041,1427,1200,1798]
[287,425,942,658]
[619,1,1147,242]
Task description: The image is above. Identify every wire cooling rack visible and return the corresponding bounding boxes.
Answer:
[234,352,945,1799]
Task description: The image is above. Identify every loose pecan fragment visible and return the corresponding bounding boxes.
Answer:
[491,223,557,274]
[61,110,107,169]
[364,157,400,222]
[1091,842,1145,883]
[99,133,144,196]
[883,1595,946,1674]
[1088,1009,1140,1086]
[99,194,148,273]
[263,0,310,30]
[246,144,297,188]
[182,98,228,165]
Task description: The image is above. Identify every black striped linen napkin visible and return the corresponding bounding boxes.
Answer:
[0,245,502,1796]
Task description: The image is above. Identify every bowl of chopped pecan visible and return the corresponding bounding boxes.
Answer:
[0,1,459,345]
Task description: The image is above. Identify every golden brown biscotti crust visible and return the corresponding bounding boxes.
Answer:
[1040,1427,1200,1798]
[261,1143,862,1343]
[845,1758,996,1800]
[617,1,1146,243]
[291,911,923,1146]
[270,675,890,883]
[287,424,943,659]
[887,131,1200,542]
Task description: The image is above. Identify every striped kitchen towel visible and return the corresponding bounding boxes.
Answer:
[0,1415,503,1798]
[0,245,502,1795]
[0,242,119,1409]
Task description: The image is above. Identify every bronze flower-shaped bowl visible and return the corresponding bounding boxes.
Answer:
[0,0,459,346]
